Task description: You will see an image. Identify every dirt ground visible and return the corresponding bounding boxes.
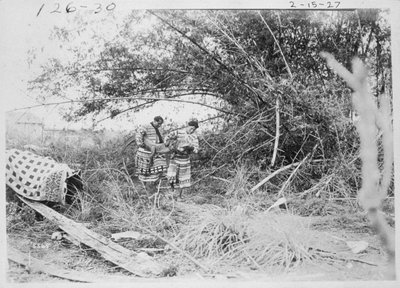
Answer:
[6,198,394,284]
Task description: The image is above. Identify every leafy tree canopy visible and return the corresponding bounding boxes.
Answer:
[29,9,391,165]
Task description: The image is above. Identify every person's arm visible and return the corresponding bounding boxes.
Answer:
[165,131,178,147]
[181,134,199,155]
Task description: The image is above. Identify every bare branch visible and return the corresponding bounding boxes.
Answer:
[270,97,280,167]
[251,161,301,194]
[67,67,191,76]
[258,12,293,79]
[9,95,241,119]
[321,51,395,279]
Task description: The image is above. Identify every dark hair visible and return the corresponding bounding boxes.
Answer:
[188,119,199,129]
[154,116,164,123]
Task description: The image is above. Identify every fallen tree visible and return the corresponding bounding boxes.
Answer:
[17,196,166,277]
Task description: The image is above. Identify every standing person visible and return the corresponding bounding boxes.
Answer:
[165,119,200,198]
[135,116,168,190]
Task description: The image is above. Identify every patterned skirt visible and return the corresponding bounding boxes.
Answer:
[167,156,191,188]
[135,147,167,182]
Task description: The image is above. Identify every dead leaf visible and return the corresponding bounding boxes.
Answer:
[346,240,369,254]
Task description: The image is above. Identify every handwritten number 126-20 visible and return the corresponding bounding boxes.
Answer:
[37,2,116,16]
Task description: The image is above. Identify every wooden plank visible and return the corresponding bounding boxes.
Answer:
[18,197,165,277]
[8,245,90,282]
[7,245,138,282]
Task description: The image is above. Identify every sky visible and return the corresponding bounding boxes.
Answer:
[1,1,131,130]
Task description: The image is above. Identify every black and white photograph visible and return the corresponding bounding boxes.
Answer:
[1,0,399,286]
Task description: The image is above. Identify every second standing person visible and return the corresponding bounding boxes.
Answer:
[165,119,200,198]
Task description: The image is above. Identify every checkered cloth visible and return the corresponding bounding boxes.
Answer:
[5,149,75,204]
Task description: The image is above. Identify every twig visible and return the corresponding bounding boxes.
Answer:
[67,66,190,76]
[167,114,225,134]
[211,114,263,164]
[138,248,165,253]
[270,97,280,167]
[277,154,309,197]
[297,175,332,198]
[258,12,293,79]
[326,197,357,201]
[192,163,228,186]
[313,247,378,266]
[250,162,301,193]
[8,95,236,117]
[130,220,209,272]
[344,257,378,266]
[236,138,274,161]
[210,176,232,183]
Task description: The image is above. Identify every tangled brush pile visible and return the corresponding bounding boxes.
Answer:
[174,205,337,272]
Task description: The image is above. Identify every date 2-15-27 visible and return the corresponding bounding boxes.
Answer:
[289,1,341,8]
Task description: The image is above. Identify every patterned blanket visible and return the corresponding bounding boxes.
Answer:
[5,149,77,204]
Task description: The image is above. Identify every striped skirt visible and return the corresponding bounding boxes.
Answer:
[167,156,192,188]
[135,148,167,182]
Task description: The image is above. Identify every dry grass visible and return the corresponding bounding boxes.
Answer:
[225,165,253,198]
[6,118,392,278]
[173,203,340,273]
